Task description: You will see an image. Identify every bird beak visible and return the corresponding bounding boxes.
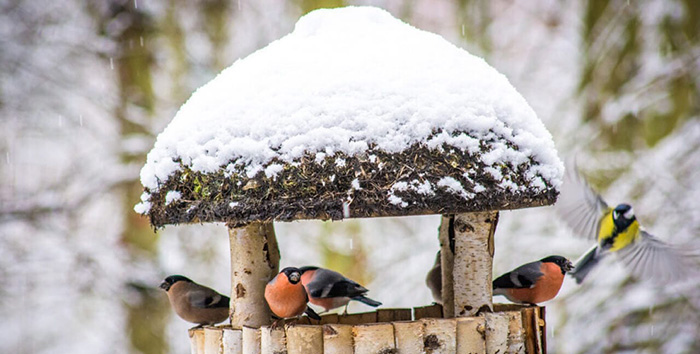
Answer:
[159,281,170,291]
[289,272,300,283]
[564,260,575,272]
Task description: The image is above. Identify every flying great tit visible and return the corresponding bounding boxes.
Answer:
[556,163,697,285]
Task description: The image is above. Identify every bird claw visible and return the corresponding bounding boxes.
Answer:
[270,318,285,330]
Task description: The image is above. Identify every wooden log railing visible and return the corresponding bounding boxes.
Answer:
[188,304,546,354]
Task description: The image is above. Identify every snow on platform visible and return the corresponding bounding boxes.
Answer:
[136,6,563,227]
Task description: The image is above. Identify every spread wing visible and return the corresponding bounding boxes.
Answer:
[556,161,609,240]
[307,268,368,299]
[616,230,699,285]
[493,261,544,289]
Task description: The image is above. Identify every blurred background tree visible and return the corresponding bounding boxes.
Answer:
[1,0,697,353]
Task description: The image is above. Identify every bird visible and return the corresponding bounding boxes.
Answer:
[265,267,321,325]
[299,266,382,314]
[556,162,698,284]
[493,256,574,305]
[159,275,229,326]
[425,250,442,304]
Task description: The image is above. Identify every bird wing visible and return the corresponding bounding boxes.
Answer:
[493,261,544,289]
[616,230,699,285]
[188,287,230,309]
[307,268,368,298]
[556,161,609,240]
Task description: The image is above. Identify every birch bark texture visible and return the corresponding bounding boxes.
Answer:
[228,222,281,329]
[440,211,498,318]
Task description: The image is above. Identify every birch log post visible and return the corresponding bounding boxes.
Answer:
[484,312,509,354]
[241,326,262,354]
[352,323,396,353]
[453,211,498,316]
[323,324,353,354]
[222,328,242,354]
[506,311,526,353]
[286,325,323,354]
[260,326,286,354]
[228,222,280,328]
[189,328,205,354]
[393,321,423,353]
[456,317,486,354]
[438,215,455,318]
[204,327,223,354]
[422,318,457,354]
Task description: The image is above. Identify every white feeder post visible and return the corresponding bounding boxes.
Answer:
[453,211,498,317]
[228,222,280,329]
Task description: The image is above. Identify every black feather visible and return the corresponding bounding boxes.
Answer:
[305,306,321,320]
[322,280,368,298]
[207,294,230,308]
[351,295,382,307]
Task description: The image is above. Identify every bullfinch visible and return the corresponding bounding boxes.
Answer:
[298,266,381,314]
[159,275,229,326]
[265,267,321,324]
[425,250,442,304]
[556,163,698,284]
[493,256,574,305]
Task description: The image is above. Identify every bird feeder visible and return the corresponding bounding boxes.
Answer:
[136,6,563,354]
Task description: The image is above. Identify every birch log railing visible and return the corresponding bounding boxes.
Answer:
[188,304,546,354]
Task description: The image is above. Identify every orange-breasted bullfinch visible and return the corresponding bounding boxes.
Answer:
[159,275,229,326]
[425,250,442,304]
[556,162,699,284]
[265,267,321,323]
[493,256,574,305]
[299,266,382,314]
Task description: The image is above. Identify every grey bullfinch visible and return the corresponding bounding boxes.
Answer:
[265,267,321,324]
[425,250,442,304]
[493,256,574,305]
[298,266,381,314]
[160,275,229,326]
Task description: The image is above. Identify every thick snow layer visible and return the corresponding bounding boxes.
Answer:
[137,6,562,213]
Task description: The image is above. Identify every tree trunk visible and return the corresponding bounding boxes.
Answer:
[452,211,498,316]
[228,222,280,328]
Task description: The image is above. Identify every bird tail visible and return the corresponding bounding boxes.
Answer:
[305,306,321,320]
[570,245,604,284]
[351,295,382,307]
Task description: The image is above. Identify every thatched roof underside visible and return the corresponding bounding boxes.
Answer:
[145,138,558,228]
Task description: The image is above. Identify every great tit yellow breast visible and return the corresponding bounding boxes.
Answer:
[598,209,640,251]
[611,221,639,251]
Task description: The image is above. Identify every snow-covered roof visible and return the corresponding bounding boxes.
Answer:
[135,6,563,227]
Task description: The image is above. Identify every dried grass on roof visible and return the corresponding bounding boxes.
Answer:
[145,140,557,228]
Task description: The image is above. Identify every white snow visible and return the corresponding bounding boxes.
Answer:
[387,193,408,207]
[264,163,283,178]
[351,178,361,190]
[390,179,435,196]
[164,191,182,205]
[137,6,563,213]
[437,176,475,199]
